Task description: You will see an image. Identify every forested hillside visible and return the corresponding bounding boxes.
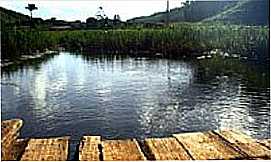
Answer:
[128,0,269,26]
[203,0,269,25]
[0,6,30,28]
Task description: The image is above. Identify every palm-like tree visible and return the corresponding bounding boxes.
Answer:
[25,4,38,28]
[25,4,38,21]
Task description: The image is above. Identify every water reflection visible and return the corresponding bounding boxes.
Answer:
[1,52,270,141]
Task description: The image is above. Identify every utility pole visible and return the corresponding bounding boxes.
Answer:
[166,0,169,26]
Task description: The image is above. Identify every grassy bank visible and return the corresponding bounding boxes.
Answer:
[2,23,269,60]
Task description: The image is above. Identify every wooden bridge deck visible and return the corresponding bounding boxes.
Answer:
[1,119,271,161]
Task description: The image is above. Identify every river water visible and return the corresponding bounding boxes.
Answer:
[1,52,270,143]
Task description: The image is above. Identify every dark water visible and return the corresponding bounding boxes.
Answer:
[1,52,270,142]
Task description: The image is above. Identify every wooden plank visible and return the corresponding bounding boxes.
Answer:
[173,131,243,160]
[20,136,69,161]
[12,139,29,160]
[250,157,270,160]
[214,130,254,143]
[102,139,146,161]
[257,139,271,150]
[215,130,271,159]
[79,136,101,161]
[144,137,191,160]
[1,119,23,160]
[1,119,23,143]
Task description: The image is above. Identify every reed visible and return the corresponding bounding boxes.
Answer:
[2,23,269,60]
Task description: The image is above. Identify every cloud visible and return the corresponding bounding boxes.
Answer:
[0,0,183,21]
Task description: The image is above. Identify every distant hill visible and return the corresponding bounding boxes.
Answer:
[128,1,238,23]
[203,0,270,26]
[128,0,269,26]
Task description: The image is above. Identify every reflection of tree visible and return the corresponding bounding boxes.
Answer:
[197,56,269,88]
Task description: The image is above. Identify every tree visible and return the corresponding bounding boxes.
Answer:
[25,4,38,20]
[25,4,38,27]
[86,17,97,28]
[95,6,107,20]
[113,14,121,26]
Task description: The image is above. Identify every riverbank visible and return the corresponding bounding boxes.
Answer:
[1,119,270,161]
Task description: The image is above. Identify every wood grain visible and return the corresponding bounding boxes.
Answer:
[145,137,191,160]
[20,136,69,161]
[173,131,243,160]
[79,136,101,161]
[102,139,146,161]
[215,130,271,159]
[258,139,271,150]
[1,119,23,160]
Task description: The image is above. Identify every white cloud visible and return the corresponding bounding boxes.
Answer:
[0,0,184,21]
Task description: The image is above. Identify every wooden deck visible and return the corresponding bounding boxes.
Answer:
[1,119,271,161]
[144,137,191,160]
[1,119,23,160]
[79,136,101,161]
[102,139,146,161]
[20,137,70,161]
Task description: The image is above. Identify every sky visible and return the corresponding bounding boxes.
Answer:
[0,0,185,21]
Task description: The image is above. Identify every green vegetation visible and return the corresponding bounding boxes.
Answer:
[1,0,269,62]
[2,23,269,61]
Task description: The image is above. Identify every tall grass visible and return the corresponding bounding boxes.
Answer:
[2,23,269,60]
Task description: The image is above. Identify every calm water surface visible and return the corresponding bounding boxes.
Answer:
[1,52,270,142]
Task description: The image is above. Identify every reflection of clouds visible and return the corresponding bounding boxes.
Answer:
[218,106,254,135]
[206,79,255,137]
[49,71,68,97]
[75,64,86,87]
[137,61,194,136]
[71,56,88,90]
[96,81,113,102]
[49,54,68,95]
[28,53,69,119]
[33,72,47,109]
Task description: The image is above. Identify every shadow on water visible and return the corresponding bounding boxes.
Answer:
[197,56,270,88]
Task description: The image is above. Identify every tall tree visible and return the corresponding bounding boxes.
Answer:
[25,4,38,28]
[25,4,38,20]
